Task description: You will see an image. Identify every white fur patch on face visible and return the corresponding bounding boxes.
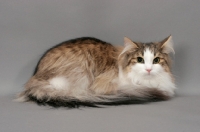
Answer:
[128,48,159,77]
[49,76,69,90]
[144,48,154,70]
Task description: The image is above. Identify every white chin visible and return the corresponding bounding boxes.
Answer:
[143,73,155,79]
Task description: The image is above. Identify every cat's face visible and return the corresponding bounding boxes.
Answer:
[119,36,174,80]
[129,46,169,79]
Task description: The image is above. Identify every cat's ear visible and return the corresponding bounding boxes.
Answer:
[119,37,138,57]
[118,37,138,67]
[124,37,138,49]
[120,37,138,55]
[160,35,175,54]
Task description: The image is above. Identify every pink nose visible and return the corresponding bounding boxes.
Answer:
[146,69,152,73]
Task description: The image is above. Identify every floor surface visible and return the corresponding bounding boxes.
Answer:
[0,95,199,132]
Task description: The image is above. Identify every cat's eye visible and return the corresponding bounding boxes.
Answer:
[153,57,160,64]
[137,57,144,63]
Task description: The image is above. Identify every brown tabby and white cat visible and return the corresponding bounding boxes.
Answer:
[17,36,176,108]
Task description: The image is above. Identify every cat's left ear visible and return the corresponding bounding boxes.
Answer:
[160,35,175,54]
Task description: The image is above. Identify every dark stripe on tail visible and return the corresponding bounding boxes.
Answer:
[28,95,99,108]
[27,90,170,108]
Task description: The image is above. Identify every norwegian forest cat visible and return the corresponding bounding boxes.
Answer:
[17,36,176,108]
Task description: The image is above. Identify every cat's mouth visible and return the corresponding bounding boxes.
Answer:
[144,72,155,78]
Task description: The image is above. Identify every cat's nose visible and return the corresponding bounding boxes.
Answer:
[146,69,152,73]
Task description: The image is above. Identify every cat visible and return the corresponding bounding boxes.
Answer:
[17,36,176,108]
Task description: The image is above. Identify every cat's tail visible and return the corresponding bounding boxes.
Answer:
[94,88,173,106]
[16,84,173,108]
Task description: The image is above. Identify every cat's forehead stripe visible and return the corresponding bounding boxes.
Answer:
[143,48,154,59]
[144,43,155,52]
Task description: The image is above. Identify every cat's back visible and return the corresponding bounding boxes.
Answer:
[42,37,116,57]
[35,37,119,76]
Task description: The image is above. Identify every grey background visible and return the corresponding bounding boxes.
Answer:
[1,1,200,132]
[0,0,200,96]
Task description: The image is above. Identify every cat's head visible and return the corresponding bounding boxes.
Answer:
[118,36,174,80]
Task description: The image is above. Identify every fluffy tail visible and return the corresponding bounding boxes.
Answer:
[16,84,171,108]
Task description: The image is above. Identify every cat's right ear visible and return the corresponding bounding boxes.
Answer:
[120,37,138,55]
[124,37,138,49]
[118,37,138,67]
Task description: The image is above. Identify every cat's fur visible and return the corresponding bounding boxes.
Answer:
[17,36,176,108]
